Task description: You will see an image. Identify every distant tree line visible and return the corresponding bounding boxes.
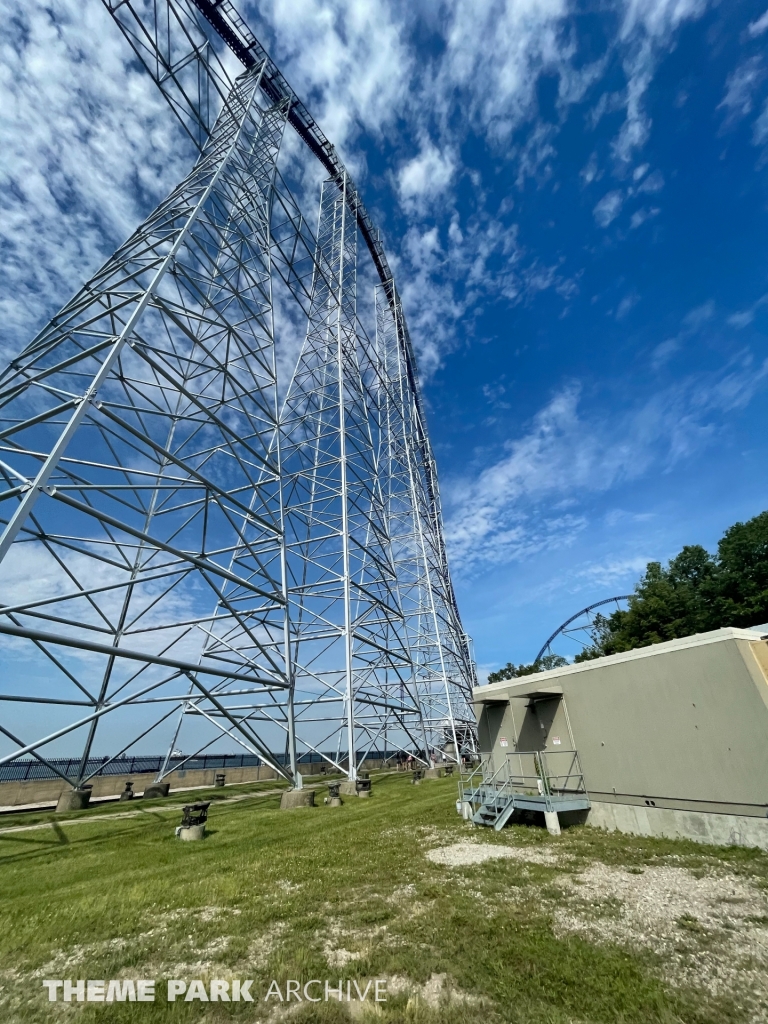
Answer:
[487,510,768,680]
[575,509,768,661]
[487,653,567,684]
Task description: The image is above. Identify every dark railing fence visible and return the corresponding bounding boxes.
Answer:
[0,750,403,783]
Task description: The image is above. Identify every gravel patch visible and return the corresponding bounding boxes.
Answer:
[427,841,560,867]
[386,972,483,1008]
[555,863,768,1020]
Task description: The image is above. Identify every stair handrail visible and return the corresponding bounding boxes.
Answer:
[458,756,489,804]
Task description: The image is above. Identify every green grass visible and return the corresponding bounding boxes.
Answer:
[0,772,764,1024]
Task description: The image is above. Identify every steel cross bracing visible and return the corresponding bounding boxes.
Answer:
[0,0,476,790]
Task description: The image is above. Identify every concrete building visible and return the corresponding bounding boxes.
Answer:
[465,627,768,849]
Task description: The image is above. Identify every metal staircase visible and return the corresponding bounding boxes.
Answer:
[459,750,591,830]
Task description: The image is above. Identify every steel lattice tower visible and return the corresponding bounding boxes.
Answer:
[0,0,476,791]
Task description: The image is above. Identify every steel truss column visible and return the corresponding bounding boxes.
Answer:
[375,286,476,759]
[279,179,413,780]
[0,0,478,782]
[0,65,296,782]
[336,174,357,780]
[156,94,305,786]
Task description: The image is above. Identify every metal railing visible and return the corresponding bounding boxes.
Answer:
[459,749,588,813]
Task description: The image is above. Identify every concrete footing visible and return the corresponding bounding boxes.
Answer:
[280,788,315,809]
[424,767,443,779]
[328,797,342,807]
[339,780,358,797]
[55,787,92,813]
[544,810,561,836]
[177,824,205,841]
[143,783,170,799]
[587,799,768,851]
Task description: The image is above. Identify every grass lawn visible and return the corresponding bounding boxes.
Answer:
[1,771,767,1023]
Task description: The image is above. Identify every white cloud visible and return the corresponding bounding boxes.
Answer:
[245,0,411,157]
[630,205,660,228]
[580,152,602,185]
[754,99,768,147]
[610,0,708,163]
[0,1,193,357]
[593,189,624,226]
[719,56,766,127]
[445,353,768,575]
[637,169,664,192]
[445,385,605,574]
[397,139,455,211]
[728,310,755,329]
[619,0,708,40]
[565,553,650,590]
[434,0,570,141]
[682,300,715,329]
[748,9,768,38]
[728,293,768,328]
[514,121,558,187]
[650,337,680,368]
[616,291,640,319]
[650,300,713,367]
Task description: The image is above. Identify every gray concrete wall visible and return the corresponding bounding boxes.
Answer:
[475,628,768,820]
[0,756,392,809]
[0,765,277,808]
[586,799,768,851]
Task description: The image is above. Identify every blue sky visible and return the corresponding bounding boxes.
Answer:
[2,0,768,688]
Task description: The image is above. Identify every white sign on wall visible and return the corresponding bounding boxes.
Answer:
[499,737,508,747]
[552,736,561,745]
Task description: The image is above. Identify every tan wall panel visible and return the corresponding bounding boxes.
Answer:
[477,633,768,814]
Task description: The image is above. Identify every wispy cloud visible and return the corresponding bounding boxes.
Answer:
[445,352,768,575]
[397,139,456,213]
[0,2,193,358]
[616,291,640,319]
[610,0,708,163]
[594,189,624,226]
[0,0,716,382]
[719,56,766,127]
[650,300,714,368]
[630,205,660,229]
[748,9,768,38]
[728,293,768,329]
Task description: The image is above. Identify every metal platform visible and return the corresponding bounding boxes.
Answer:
[459,750,591,830]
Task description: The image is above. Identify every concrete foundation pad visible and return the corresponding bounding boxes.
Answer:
[142,783,170,799]
[177,824,205,841]
[357,789,370,798]
[328,797,342,807]
[280,788,315,809]
[55,787,92,813]
[588,800,768,851]
[339,781,358,797]
[424,768,443,779]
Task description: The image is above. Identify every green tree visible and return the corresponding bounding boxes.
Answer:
[574,510,768,661]
[487,652,567,683]
[713,510,768,628]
